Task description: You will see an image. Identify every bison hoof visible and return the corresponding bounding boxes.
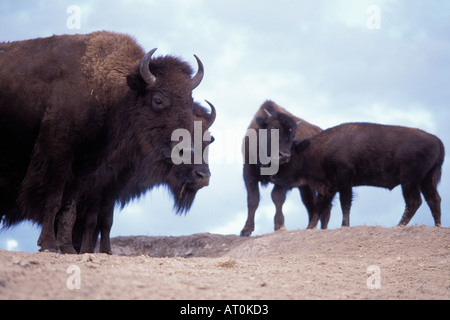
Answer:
[275,225,287,232]
[240,231,252,237]
[38,240,58,253]
[39,248,58,253]
[59,245,78,255]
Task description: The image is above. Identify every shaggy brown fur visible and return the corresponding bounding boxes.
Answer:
[0,31,207,253]
[240,100,326,237]
[272,122,445,228]
[69,101,216,254]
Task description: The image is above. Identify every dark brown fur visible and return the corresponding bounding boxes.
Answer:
[0,31,208,252]
[240,100,325,237]
[271,122,445,228]
[69,101,215,254]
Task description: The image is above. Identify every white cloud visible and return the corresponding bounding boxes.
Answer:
[6,239,19,251]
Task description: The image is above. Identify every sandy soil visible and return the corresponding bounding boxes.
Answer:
[0,225,449,300]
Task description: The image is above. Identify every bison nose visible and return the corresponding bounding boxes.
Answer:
[194,169,211,185]
[195,169,210,179]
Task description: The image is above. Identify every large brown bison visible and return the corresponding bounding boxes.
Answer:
[0,31,208,252]
[240,101,327,237]
[271,122,445,228]
[69,100,216,254]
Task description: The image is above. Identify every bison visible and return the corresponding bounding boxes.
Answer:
[69,100,216,254]
[0,31,208,252]
[240,100,327,237]
[271,122,445,228]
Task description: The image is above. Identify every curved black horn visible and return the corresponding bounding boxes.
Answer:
[264,109,272,119]
[191,55,204,90]
[204,100,216,129]
[140,48,158,86]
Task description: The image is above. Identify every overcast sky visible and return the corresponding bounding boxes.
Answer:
[1,0,449,252]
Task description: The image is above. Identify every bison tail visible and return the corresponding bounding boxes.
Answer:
[431,138,445,187]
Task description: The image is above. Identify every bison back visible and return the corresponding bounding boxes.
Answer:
[321,123,444,189]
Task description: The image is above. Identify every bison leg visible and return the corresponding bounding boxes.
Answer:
[398,184,422,226]
[420,171,442,227]
[308,191,335,229]
[39,183,67,252]
[99,203,114,254]
[79,207,98,254]
[272,184,287,231]
[240,166,260,237]
[55,199,77,254]
[299,186,316,228]
[37,200,60,252]
[319,201,332,230]
[29,124,75,252]
[339,187,353,227]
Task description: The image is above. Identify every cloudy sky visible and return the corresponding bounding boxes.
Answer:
[1,0,449,252]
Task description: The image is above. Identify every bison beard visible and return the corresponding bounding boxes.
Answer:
[176,183,201,214]
[0,31,211,253]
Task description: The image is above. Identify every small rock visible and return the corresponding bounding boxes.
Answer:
[216,258,237,268]
[15,260,29,268]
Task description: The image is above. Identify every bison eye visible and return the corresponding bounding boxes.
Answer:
[151,93,170,111]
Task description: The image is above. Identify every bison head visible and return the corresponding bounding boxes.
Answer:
[256,109,299,165]
[126,49,204,154]
[120,49,212,213]
[166,100,216,213]
[270,139,311,187]
[127,48,203,108]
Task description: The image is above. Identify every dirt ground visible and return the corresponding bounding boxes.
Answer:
[0,225,449,300]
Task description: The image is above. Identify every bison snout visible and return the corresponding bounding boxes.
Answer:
[193,169,211,187]
[195,169,210,180]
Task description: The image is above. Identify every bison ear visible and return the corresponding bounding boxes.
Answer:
[294,140,310,154]
[127,70,147,94]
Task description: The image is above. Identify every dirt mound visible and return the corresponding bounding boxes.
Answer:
[1,225,449,300]
[110,233,250,258]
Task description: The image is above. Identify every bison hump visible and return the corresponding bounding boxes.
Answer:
[81,31,145,106]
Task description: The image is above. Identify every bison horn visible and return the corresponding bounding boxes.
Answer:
[204,100,216,129]
[191,55,204,90]
[140,48,158,86]
[264,109,272,119]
